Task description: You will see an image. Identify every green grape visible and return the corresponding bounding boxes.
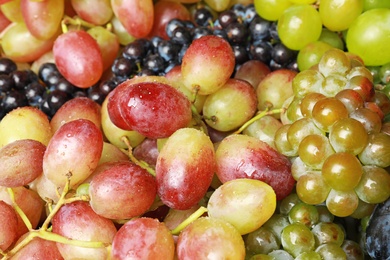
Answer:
[203,0,230,12]
[312,222,345,247]
[379,62,390,84]
[268,250,294,260]
[319,0,363,31]
[318,29,345,50]
[341,239,365,260]
[347,66,374,82]
[281,222,315,258]
[245,226,281,256]
[277,5,322,51]
[320,74,349,97]
[298,134,335,169]
[366,65,382,84]
[322,152,363,191]
[292,69,324,98]
[295,251,322,260]
[349,199,376,219]
[291,156,312,181]
[334,89,364,114]
[296,171,331,205]
[262,214,290,244]
[297,41,333,72]
[289,0,316,3]
[249,254,275,260]
[300,92,326,119]
[329,118,368,155]
[346,8,390,66]
[316,205,335,223]
[354,165,390,204]
[315,243,348,260]
[363,0,390,12]
[279,193,302,215]
[358,132,390,167]
[288,202,319,228]
[326,189,359,217]
[312,97,349,132]
[274,124,297,157]
[285,97,304,124]
[350,107,382,134]
[254,0,292,21]
[318,48,351,77]
[287,118,323,150]
[243,115,283,150]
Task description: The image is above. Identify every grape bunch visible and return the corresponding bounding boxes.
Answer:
[273,48,390,218]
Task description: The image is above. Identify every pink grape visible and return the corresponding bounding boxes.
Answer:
[71,0,113,25]
[111,218,175,260]
[107,81,192,139]
[156,128,215,210]
[43,119,103,189]
[0,139,46,187]
[89,161,157,220]
[0,200,18,251]
[11,235,64,260]
[53,30,103,88]
[52,201,117,260]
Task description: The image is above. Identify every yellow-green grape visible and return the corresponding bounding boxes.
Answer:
[274,124,298,157]
[316,205,335,223]
[354,165,390,204]
[329,118,368,155]
[287,118,323,150]
[292,70,324,98]
[298,134,334,169]
[319,0,363,31]
[312,222,345,247]
[243,115,283,150]
[322,152,363,191]
[291,156,312,181]
[326,189,359,217]
[203,0,230,12]
[288,202,319,228]
[289,0,316,3]
[318,29,345,50]
[346,66,374,82]
[346,8,390,66]
[320,74,349,97]
[245,226,281,256]
[254,0,293,21]
[358,132,390,167]
[296,171,331,205]
[297,41,333,72]
[349,199,376,219]
[318,48,352,77]
[277,4,322,51]
[300,92,326,119]
[262,214,290,244]
[363,0,390,11]
[281,223,315,258]
[312,97,349,132]
[315,243,348,260]
[284,97,304,123]
[295,251,322,260]
[279,192,302,215]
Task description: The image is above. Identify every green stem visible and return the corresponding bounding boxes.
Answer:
[61,15,97,33]
[121,136,156,177]
[171,206,208,235]
[233,108,284,135]
[7,188,32,231]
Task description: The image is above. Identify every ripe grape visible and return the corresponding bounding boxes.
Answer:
[297,41,333,72]
[176,217,246,260]
[296,171,331,205]
[243,115,283,149]
[0,200,18,251]
[111,218,175,260]
[312,222,345,247]
[156,128,215,210]
[71,0,113,25]
[10,235,64,260]
[254,0,292,21]
[53,30,103,88]
[358,132,390,167]
[326,189,359,217]
[281,222,315,258]
[207,179,277,235]
[288,202,319,228]
[298,134,334,169]
[312,97,349,132]
[315,243,347,259]
[245,226,280,256]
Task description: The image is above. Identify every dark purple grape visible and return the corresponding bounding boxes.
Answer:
[165,18,186,39]
[217,10,238,28]
[25,81,45,106]
[55,78,76,94]
[191,26,213,40]
[232,44,249,65]
[10,70,32,90]
[249,41,273,64]
[111,57,136,78]
[0,74,15,92]
[157,40,181,62]
[271,43,297,66]
[225,22,248,44]
[249,16,272,43]
[2,89,29,113]
[38,63,60,83]
[193,7,213,27]
[243,4,257,24]
[40,89,71,118]
[170,27,192,45]
[0,58,17,75]
[99,79,117,96]
[143,53,165,73]
[122,39,151,62]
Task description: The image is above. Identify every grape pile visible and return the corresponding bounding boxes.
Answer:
[0,0,389,259]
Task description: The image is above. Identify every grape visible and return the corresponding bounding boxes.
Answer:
[0,139,45,187]
[292,69,324,98]
[0,0,23,22]
[254,0,293,21]
[300,92,326,119]
[312,222,345,247]
[295,251,322,260]
[268,249,294,260]
[110,15,135,46]
[243,115,283,149]
[283,96,304,124]
[163,205,200,230]
[234,59,271,89]
[111,0,154,38]
[107,81,192,139]
[279,192,302,216]
[346,75,375,101]
[341,239,365,260]
[0,106,52,147]
[318,29,345,50]
[321,74,349,97]
[287,118,323,151]
[2,22,58,63]
[156,128,215,210]
[0,200,18,251]
[349,107,382,134]
[346,8,390,66]
[203,78,257,131]
[245,226,280,256]
[358,132,390,167]
[21,0,63,40]
[298,134,334,169]
[262,214,290,243]
[87,26,120,72]
[312,97,349,132]
[277,5,322,51]
[50,97,102,133]
[89,161,157,220]
[207,179,277,235]
[281,222,315,258]
[322,152,363,191]
[43,119,103,189]
[296,171,331,205]
[274,124,297,157]
[326,189,359,217]
[53,30,103,88]
[10,235,64,260]
[204,0,230,12]
[329,117,368,155]
[355,165,390,204]
[176,217,246,260]
[71,0,113,25]
[291,156,312,180]
[297,41,333,72]
[319,0,363,31]
[318,48,352,77]
[111,217,175,260]
[52,201,117,260]
[335,89,364,114]
[315,243,348,260]
[256,69,296,114]
[215,134,295,201]
[181,35,235,95]
[288,202,319,228]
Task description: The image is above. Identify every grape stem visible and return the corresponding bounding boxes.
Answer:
[61,15,97,33]
[233,107,285,134]
[6,188,33,231]
[170,206,208,235]
[121,136,156,177]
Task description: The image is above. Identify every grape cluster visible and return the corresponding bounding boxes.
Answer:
[274,48,390,218]
[245,192,365,259]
